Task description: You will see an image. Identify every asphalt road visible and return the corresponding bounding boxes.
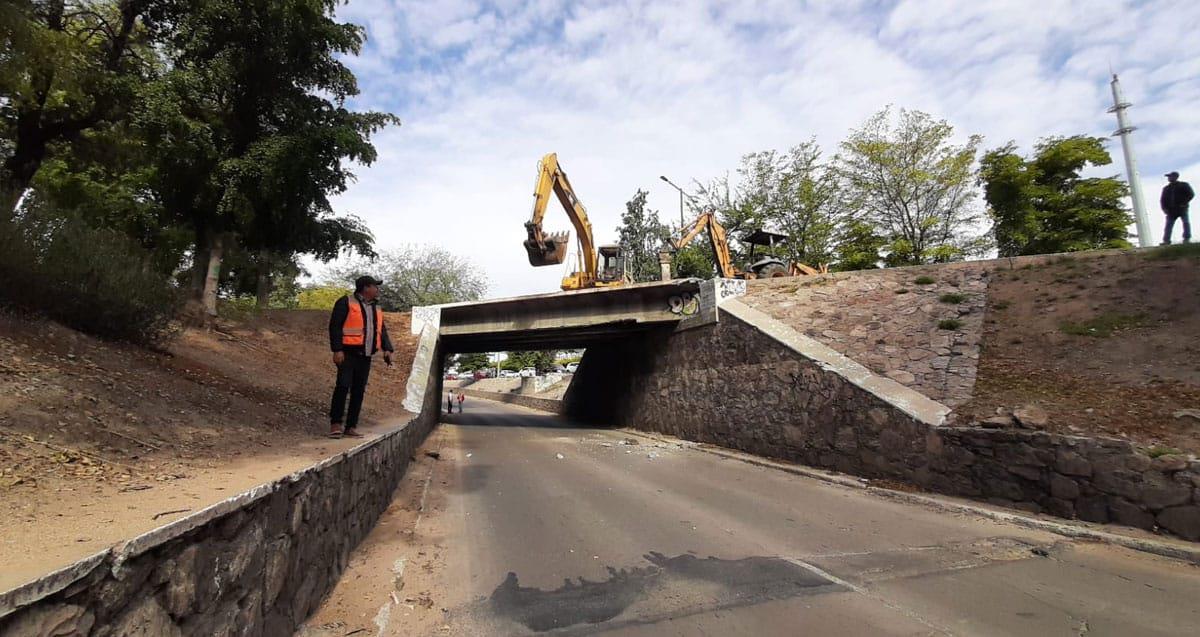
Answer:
[304,400,1200,636]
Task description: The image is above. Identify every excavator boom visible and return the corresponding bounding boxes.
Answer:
[674,211,739,278]
[523,153,626,290]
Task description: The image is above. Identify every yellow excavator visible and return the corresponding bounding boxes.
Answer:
[523,153,629,291]
[672,211,826,279]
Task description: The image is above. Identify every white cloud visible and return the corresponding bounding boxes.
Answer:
[323,0,1200,297]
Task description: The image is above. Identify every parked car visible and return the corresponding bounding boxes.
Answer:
[443,372,458,381]
[519,367,536,378]
[473,370,491,380]
[500,369,518,378]
[565,362,579,374]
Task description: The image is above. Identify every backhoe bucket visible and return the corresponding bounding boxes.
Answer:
[524,229,569,266]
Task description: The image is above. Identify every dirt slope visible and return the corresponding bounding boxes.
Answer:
[959,249,1200,453]
[0,308,417,589]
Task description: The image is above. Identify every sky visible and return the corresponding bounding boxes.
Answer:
[323,0,1200,299]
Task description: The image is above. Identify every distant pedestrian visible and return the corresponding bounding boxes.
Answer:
[328,276,393,438]
[457,392,466,413]
[1161,171,1194,245]
[447,389,455,415]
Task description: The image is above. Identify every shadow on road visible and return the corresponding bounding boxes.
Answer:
[486,552,842,634]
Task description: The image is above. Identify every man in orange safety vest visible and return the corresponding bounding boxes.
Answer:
[327,275,393,438]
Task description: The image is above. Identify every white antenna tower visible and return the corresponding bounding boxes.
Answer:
[1108,73,1152,248]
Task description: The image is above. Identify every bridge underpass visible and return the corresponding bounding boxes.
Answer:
[303,282,1200,637]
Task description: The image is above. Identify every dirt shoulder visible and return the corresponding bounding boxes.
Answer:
[0,308,418,591]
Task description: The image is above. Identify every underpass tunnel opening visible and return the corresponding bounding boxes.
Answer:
[439,323,676,426]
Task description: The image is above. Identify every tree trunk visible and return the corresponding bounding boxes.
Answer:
[190,245,209,301]
[202,235,224,317]
[255,249,271,309]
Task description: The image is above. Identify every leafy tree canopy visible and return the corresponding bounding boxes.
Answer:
[980,136,1131,257]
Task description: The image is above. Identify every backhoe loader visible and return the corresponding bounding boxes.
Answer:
[669,211,827,279]
[523,153,629,291]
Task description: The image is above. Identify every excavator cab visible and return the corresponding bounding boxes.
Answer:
[596,245,627,284]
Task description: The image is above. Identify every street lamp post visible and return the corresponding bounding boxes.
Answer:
[660,175,689,229]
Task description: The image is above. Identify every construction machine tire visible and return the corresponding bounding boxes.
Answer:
[755,263,789,278]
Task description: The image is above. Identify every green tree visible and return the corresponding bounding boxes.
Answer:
[616,189,669,282]
[1,0,155,214]
[454,353,491,372]
[737,142,841,267]
[838,107,988,266]
[671,242,715,279]
[505,350,558,373]
[143,0,396,315]
[832,220,885,272]
[328,245,488,311]
[979,136,1132,256]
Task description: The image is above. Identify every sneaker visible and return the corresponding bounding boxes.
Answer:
[328,424,344,438]
[343,428,364,438]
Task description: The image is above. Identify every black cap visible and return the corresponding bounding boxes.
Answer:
[354,275,383,291]
[1166,171,1180,178]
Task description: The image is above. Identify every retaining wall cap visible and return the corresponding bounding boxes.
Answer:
[0,550,110,620]
[720,298,951,426]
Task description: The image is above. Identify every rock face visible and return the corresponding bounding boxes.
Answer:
[568,312,1200,542]
[0,357,443,637]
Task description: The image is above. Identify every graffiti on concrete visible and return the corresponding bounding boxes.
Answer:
[668,293,700,316]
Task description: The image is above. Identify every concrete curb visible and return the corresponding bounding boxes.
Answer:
[619,429,1200,567]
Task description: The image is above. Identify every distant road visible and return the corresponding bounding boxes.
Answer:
[306,400,1200,636]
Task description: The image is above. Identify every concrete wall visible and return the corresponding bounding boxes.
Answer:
[566,303,1200,541]
[0,346,444,636]
[460,389,565,415]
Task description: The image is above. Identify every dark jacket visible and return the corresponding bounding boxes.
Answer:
[1161,181,1194,213]
[329,294,394,356]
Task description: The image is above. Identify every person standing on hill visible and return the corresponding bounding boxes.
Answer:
[328,276,393,438]
[1161,171,1194,245]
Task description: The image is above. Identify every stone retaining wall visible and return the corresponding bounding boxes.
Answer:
[461,389,564,414]
[0,348,443,636]
[567,301,1199,541]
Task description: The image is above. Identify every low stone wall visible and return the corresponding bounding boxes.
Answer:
[565,299,1199,541]
[461,389,564,414]
[929,428,1200,539]
[1,350,443,636]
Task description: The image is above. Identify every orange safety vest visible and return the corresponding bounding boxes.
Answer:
[342,296,384,351]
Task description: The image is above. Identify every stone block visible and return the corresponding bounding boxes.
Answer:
[1050,474,1080,500]
[106,598,181,637]
[164,545,199,618]
[1138,473,1193,510]
[1108,498,1155,530]
[1156,505,1200,541]
[1151,455,1189,473]
[1043,497,1075,519]
[1,604,94,637]
[834,427,858,452]
[1055,449,1091,477]
[1092,469,1142,500]
[1076,495,1108,523]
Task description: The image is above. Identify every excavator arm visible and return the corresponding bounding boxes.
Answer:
[674,211,739,279]
[524,153,597,281]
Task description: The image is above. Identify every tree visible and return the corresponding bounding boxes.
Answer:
[454,353,491,372]
[979,136,1132,256]
[297,283,348,310]
[143,0,396,315]
[505,350,558,373]
[832,220,885,272]
[692,142,842,270]
[616,189,669,282]
[838,107,988,266]
[1,0,155,214]
[327,245,488,311]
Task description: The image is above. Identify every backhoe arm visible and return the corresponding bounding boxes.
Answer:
[525,153,598,280]
[674,211,738,278]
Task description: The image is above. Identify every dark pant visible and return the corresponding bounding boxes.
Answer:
[330,353,372,428]
[1164,210,1191,243]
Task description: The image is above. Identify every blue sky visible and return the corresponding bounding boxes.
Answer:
[327,0,1200,298]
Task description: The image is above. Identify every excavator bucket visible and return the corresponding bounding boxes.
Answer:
[524,225,569,266]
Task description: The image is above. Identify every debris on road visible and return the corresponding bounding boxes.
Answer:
[425,451,441,460]
[620,438,638,446]
[556,453,565,459]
